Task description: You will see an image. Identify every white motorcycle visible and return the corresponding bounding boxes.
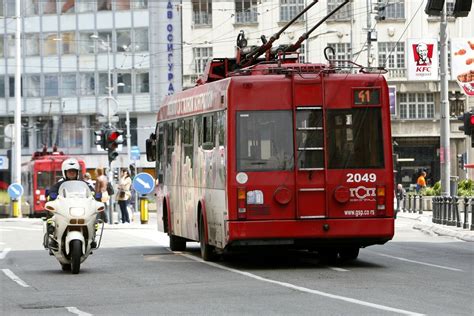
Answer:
[43,180,105,274]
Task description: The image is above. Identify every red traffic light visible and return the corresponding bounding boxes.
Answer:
[107,131,120,142]
[470,115,474,125]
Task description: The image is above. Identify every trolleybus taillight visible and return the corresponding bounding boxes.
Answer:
[376,185,386,213]
[237,187,247,220]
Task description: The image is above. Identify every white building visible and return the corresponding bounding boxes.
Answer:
[180,0,473,188]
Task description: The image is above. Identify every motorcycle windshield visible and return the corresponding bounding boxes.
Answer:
[58,181,91,199]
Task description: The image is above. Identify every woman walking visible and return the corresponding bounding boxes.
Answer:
[117,169,132,223]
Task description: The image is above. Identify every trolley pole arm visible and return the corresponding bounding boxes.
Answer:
[284,0,350,54]
[238,0,319,68]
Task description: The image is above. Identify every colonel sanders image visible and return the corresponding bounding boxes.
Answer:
[415,43,432,66]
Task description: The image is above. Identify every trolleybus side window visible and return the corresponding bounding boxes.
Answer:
[202,114,216,150]
[326,108,384,169]
[157,124,165,183]
[217,111,226,147]
[236,111,294,171]
[165,121,176,165]
[182,118,194,167]
[296,108,324,169]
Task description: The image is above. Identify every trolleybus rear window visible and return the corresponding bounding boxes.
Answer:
[326,108,384,169]
[237,111,294,171]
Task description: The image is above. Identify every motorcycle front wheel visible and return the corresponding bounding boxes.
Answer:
[70,240,82,274]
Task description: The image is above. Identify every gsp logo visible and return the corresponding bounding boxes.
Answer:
[350,186,376,201]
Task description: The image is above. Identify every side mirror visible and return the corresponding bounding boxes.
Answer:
[146,133,157,162]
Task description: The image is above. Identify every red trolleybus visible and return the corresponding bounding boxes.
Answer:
[147,1,394,261]
[22,148,86,217]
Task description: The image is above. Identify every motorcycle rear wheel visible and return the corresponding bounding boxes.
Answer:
[61,263,71,271]
[70,240,82,274]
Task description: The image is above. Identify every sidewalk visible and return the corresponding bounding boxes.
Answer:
[102,212,157,230]
[397,211,474,242]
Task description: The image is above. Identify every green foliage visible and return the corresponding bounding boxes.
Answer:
[422,187,436,196]
[457,179,474,197]
[0,191,9,205]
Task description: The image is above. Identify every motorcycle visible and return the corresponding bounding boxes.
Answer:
[43,180,105,274]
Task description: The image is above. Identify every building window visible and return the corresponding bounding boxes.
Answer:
[97,31,113,52]
[0,37,3,58]
[134,28,148,52]
[193,47,213,74]
[377,0,404,19]
[280,0,304,22]
[61,74,77,96]
[116,0,130,10]
[446,0,454,15]
[60,0,75,13]
[45,75,59,96]
[61,32,76,54]
[193,0,212,26]
[117,116,138,146]
[98,0,112,11]
[79,73,95,96]
[235,0,258,24]
[399,93,435,120]
[77,0,96,12]
[116,30,131,52]
[136,72,149,93]
[328,42,351,67]
[132,0,148,9]
[98,72,112,95]
[25,75,41,97]
[43,33,58,56]
[79,32,95,54]
[24,33,40,56]
[298,43,305,63]
[449,91,465,117]
[327,0,352,21]
[42,0,58,14]
[25,0,40,15]
[378,42,405,69]
[7,34,15,58]
[6,0,15,17]
[0,77,5,98]
[117,73,132,94]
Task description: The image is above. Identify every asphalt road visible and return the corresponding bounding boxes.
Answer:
[0,215,472,316]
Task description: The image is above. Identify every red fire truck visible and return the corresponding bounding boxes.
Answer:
[22,147,86,217]
[146,0,394,261]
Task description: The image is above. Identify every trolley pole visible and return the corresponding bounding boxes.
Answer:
[440,4,450,196]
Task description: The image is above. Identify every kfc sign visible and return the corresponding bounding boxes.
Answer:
[451,38,474,96]
[408,39,438,81]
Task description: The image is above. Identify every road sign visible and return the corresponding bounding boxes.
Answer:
[4,124,14,139]
[0,156,8,170]
[132,173,155,195]
[131,146,140,161]
[8,183,24,199]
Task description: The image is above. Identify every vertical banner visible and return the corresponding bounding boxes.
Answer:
[388,86,396,116]
[407,38,438,81]
[451,38,474,96]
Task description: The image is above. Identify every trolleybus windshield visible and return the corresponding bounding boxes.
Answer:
[236,111,294,171]
[326,107,384,169]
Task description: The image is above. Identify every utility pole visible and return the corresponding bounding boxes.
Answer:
[366,0,372,66]
[126,109,131,168]
[13,0,22,215]
[439,4,450,196]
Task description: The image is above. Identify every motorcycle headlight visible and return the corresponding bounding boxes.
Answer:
[69,207,85,217]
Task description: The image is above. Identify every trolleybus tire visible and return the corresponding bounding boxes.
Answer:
[169,234,186,251]
[199,215,218,262]
[70,240,82,274]
[338,247,359,261]
[318,249,338,263]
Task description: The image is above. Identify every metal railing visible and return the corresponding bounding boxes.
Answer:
[397,195,473,230]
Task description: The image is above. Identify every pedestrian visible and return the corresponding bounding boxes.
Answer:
[117,169,132,224]
[95,168,109,223]
[395,184,406,216]
[416,171,427,193]
[83,172,94,188]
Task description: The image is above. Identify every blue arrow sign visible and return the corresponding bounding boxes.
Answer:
[8,183,24,199]
[132,173,155,195]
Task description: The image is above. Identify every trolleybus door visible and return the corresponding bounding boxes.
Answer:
[295,107,326,218]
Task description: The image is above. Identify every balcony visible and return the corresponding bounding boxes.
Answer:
[386,68,407,80]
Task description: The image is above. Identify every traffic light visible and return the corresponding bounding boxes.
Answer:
[113,168,119,182]
[425,0,445,16]
[94,130,106,150]
[374,3,386,21]
[457,112,474,136]
[453,0,472,17]
[105,129,124,163]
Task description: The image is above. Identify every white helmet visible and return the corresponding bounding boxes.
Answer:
[62,158,80,179]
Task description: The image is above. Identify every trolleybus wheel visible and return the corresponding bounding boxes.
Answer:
[339,247,359,261]
[169,234,186,251]
[70,240,82,274]
[199,215,218,262]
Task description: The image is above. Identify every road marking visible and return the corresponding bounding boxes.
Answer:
[329,266,349,272]
[1,269,30,288]
[0,248,11,259]
[0,229,13,232]
[376,253,463,272]
[0,226,42,231]
[179,253,424,316]
[65,307,93,316]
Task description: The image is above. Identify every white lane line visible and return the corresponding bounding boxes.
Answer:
[376,253,463,272]
[65,307,93,316]
[1,269,30,288]
[0,226,42,231]
[179,253,424,316]
[329,266,349,272]
[0,248,12,259]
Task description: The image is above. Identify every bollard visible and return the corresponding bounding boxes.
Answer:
[463,197,469,229]
[408,195,413,213]
[433,197,439,223]
[446,196,453,226]
[139,195,149,224]
[471,197,474,231]
[442,196,448,225]
[418,194,423,214]
[11,199,20,218]
[453,196,461,227]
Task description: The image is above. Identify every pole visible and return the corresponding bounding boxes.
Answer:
[13,0,22,216]
[366,0,372,67]
[106,34,112,128]
[440,4,450,196]
[126,109,131,167]
[304,0,309,62]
